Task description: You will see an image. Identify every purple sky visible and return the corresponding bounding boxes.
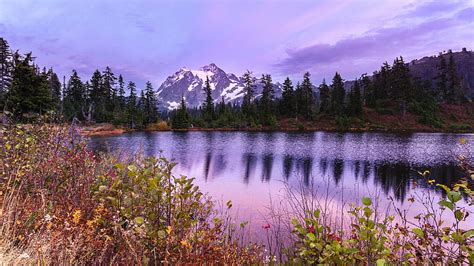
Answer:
[0,0,472,88]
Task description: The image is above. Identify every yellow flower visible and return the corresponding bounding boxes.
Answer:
[180,240,191,248]
[72,209,81,224]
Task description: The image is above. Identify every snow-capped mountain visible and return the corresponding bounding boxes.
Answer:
[156,63,283,110]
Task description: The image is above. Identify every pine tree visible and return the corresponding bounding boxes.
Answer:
[48,68,62,114]
[117,74,126,109]
[7,52,52,118]
[260,74,275,125]
[143,81,158,125]
[297,72,314,119]
[436,52,448,102]
[361,74,374,107]
[0,38,13,110]
[330,72,345,115]
[373,62,391,102]
[347,80,363,117]
[63,70,85,120]
[202,76,214,124]
[242,70,256,123]
[171,96,190,129]
[318,79,330,113]
[102,66,116,121]
[391,57,412,115]
[281,77,295,117]
[127,81,138,128]
[88,70,104,121]
[446,51,463,104]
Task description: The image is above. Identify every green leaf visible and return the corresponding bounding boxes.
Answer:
[134,217,144,225]
[454,210,464,221]
[437,184,451,193]
[307,233,316,241]
[438,199,454,211]
[463,229,474,238]
[363,207,373,218]
[361,197,372,206]
[412,228,424,238]
[376,259,387,266]
[127,165,137,172]
[314,209,320,219]
[447,191,462,203]
[157,230,166,239]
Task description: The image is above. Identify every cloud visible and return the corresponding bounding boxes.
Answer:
[274,3,473,79]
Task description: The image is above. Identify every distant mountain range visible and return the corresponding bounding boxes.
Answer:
[157,50,474,110]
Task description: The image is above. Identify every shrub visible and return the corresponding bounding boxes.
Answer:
[146,120,170,131]
[0,124,263,264]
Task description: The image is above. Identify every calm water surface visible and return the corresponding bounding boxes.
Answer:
[89,131,474,231]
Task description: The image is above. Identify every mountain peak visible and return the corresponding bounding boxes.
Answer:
[158,64,284,110]
[199,63,221,73]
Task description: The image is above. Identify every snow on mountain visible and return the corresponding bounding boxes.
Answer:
[157,63,282,110]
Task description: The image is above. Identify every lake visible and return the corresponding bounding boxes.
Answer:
[89,131,474,235]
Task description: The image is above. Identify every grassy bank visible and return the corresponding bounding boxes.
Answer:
[80,103,474,136]
[1,124,473,264]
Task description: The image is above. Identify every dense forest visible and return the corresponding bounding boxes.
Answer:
[0,37,471,131]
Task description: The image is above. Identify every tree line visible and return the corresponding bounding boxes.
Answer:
[171,50,466,129]
[0,37,467,129]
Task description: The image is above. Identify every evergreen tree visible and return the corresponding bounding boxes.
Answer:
[281,77,295,117]
[259,74,275,125]
[88,70,104,121]
[373,62,391,102]
[0,37,13,110]
[48,68,62,114]
[127,81,138,128]
[117,74,126,108]
[391,57,412,115]
[435,52,448,102]
[318,79,330,113]
[446,51,463,104]
[171,96,190,129]
[330,72,345,115]
[361,74,375,107]
[142,81,158,125]
[202,76,214,124]
[347,80,363,117]
[297,72,314,119]
[242,70,256,123]
[102,66,116,121]
[63,70,85,120]
[7,52,52,118]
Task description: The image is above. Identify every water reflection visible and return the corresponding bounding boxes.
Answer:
[89,131,473,203]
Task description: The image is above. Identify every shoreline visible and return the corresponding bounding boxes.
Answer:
[80,123,474,137]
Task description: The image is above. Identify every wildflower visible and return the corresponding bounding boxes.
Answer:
[72,209,81,224]
[307,225,315,234]
[18,252,30,259]
[262,223,271,230]
[180,240,191,248]
[44,214,52,222]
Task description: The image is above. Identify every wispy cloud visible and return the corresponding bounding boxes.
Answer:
[274,0,473,80]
